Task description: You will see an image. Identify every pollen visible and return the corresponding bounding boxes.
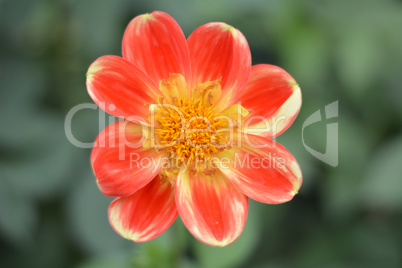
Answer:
[151,95,231,175]
[148,73,248,176]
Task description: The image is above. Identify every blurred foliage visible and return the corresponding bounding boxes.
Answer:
[1,0,402,267]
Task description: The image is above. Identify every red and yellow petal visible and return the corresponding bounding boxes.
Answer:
[239,64,302,138]
[91,120,164,197]
[86,55,160,121]
[175,170,248,247]
[122,11,191,90]
[187,23,251,112]
[109,175,177,242]
[217,133,302,204]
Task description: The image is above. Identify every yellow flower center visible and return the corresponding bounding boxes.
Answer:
[154,97,228,172]
[148,73,249,177]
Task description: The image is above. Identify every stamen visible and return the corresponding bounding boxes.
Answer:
[151,74,247,176]
[152,94,229,175]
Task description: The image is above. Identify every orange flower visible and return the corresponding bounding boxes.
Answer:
[86,11,302,246]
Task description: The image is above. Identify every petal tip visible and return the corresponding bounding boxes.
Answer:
[220,23,237,37]
[291,82,301,93]
[290,188,299,196]
[86,61,102,83]
[140,12,155,22]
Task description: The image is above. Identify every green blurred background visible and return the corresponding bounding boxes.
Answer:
[1,0,402,267]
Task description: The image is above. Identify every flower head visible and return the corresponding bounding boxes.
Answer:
[86,11,302,246]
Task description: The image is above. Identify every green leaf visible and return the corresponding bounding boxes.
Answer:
[359,135,402,210]
[336,28,384,98]
[0,173,37,246]
[77,252,133,268]
[2,112,75,199]
[321,115,373,219]
[66,169,133,255]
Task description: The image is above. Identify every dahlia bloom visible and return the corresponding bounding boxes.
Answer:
[86,11,302,247]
